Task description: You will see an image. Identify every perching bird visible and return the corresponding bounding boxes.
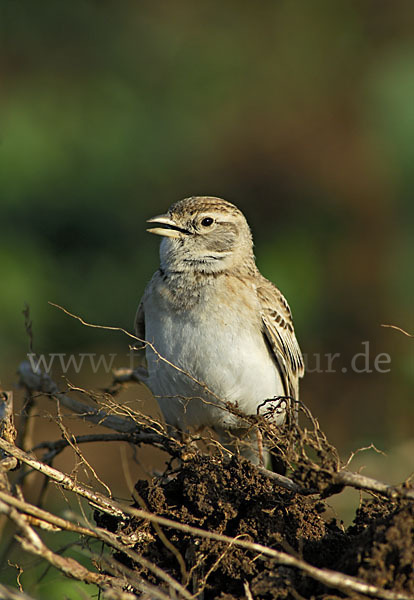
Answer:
[135,196,304,464]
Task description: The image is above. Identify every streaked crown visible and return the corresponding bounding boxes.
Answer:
[147,196,255,275]
[169,196,243,219]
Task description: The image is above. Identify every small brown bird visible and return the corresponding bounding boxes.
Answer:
[135,196,304,463]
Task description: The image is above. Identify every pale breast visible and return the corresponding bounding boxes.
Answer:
[143,275,286,431]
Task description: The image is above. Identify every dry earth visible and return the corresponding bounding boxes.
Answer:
[96,454,414,599]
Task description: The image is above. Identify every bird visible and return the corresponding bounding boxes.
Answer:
[134,196,304,465]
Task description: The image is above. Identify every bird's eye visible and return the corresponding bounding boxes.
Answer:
[201,217,214,227]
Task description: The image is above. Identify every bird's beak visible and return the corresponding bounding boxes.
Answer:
[146,214,189,238]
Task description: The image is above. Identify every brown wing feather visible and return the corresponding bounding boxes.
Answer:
[134,300,146,343]
[135,270,162,343]
[255,277,304,400]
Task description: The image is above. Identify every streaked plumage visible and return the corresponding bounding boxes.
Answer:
[135,196,304,463]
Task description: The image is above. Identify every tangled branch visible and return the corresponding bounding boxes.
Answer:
[0,355,412,599]
[1,434,413,600]
[0,307,412,598]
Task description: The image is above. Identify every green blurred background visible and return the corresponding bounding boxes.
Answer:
[1,0,413,447]
[1,1,413,596]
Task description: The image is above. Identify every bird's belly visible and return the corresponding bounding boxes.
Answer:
[144,304,285,430]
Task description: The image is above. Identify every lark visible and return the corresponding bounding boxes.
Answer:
[135,196,304,464]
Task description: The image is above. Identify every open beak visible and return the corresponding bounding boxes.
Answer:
[146,214,190,238]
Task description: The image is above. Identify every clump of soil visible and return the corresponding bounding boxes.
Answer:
[337,497,414,594]
[95,455,414,599]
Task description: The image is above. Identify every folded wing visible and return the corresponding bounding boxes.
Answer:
[255,277,304,400]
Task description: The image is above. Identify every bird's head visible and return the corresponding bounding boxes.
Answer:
[147,196,255,274]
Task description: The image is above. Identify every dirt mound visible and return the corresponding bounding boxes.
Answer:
[95,454,414,598]
[337,497,414,595]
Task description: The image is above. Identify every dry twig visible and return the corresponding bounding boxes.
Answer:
[1,305,411,599]
[381,324,413,337]
[0,438,413,600]
[0,583,37,600]
[17,361,414,502]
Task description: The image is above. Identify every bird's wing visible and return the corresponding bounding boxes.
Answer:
[255,276,304,400]
[134,299,146,344]
[134,269,165,343]
[135,270,163,344]
[133,292,149,382]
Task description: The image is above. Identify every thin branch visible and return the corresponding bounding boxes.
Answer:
[344,443,387,468]
[48,303,244,417]
[259,463,414,501]
[18,362,181,457]
[18,361,305,493]
[101,587,137,600]
[13,367,414,502]
[18,362,139,434]
[0,391,18,488]
[333,468,414,500]
[132,488,188,585]
[381,324,413,337]
[33,432,163,461]
[0,438,123,517]
[0,489,190,599]
[1,440,412,600]
[54,401,113,498]
[257,466,308,494]
[0,488,189,598]
[0,490,99,538]
[0,584,37,600]
[0,500,114,588]
[244,581,254,600]
[89,525,193,600]
[48,302,139,341]
[16,390,35,452]
[117,506,414,600]
[99,555,177,600]
[0,391,17,446]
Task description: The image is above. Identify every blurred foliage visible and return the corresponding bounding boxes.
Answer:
[0,522,99,598]
[1,1,413,446]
